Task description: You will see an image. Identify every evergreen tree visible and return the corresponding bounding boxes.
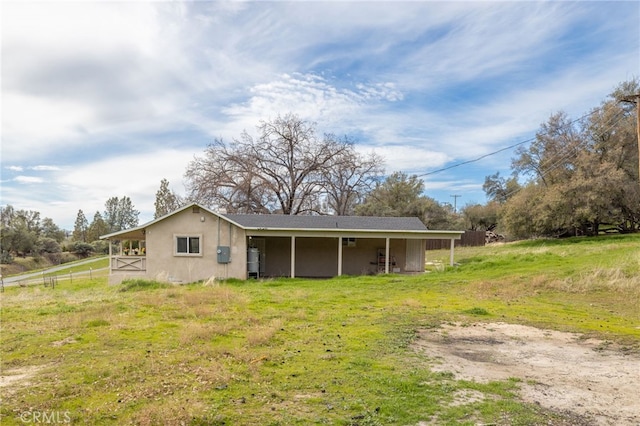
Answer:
[103,196,139,232]
[87,211,109,242]
[73,209,89,242]
[154,179,183,218]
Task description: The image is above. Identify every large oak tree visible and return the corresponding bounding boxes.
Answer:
[185,113,383,215]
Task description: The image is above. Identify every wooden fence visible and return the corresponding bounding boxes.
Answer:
[425,230,485,250]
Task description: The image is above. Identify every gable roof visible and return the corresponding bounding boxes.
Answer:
[101,202,463,240]
[223,213,428,232]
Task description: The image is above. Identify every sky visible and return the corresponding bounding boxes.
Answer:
[2,1,639,230]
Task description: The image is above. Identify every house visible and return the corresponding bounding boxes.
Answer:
[100,203,464,284]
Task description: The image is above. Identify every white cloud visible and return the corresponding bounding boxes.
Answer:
[222,73,403,125]
[14,176,44,184]
[2,93,95,160]
[57,149,195,224]
[367,145,450,174]
[1,0,637,223]
[31,165,62,172]
[1,2,198,161]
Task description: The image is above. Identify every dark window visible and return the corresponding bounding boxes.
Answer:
[176,236,200,254]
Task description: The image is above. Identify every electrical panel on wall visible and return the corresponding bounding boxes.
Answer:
[217,246,231,263]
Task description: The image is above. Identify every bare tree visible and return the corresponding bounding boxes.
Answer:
[185,113,368,215]
[185,135,276,213]
[321,141,384,215]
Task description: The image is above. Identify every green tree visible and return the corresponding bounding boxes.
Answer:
[355,172,450,228]
[461,202,500,231]
[104,196,139,232]
[73,210,89,242]
[0,205,16,258]
[10,209,41,256]
[503,79,640,237]
[501,184,545,239]
[154,179,184,218]
[38,237,62,254]
[512,111,582,188]
[356,172,425,217]
[483,172,520,203]
[87,211,109,242]
[41,217,66,242]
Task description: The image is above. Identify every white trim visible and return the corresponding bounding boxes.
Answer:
[290,236,296,278]
[337,237,343,276]
[174,234,203,257]
[449,238,455,266]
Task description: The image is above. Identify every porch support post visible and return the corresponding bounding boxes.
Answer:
[337,237,343,276]
[385,237,390,274]
[108,240,112,271]
[449,238,455,266]
[290,236,296,278]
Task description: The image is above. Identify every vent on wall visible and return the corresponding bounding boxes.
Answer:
[192,206,200,214]
[342,237,356,247]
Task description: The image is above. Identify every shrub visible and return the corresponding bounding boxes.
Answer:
[72,242,94,258]
[91,240,109,255]
[0,250,13,264]
[463,307,490,316]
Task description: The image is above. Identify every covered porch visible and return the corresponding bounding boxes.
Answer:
[103,228,147,276]
[244,229,462,279]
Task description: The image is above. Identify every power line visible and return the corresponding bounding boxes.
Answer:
[499,107,629,201]
[417,108,603,178]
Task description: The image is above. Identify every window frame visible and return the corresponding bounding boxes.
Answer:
[174,234,203,257]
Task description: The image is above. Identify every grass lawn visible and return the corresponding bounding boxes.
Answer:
[1,235,639,425]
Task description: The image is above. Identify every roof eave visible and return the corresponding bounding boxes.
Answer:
[244,227,464,239]
[100,202,236,240]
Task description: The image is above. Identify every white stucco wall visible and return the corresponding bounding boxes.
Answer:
[145,207,247,282]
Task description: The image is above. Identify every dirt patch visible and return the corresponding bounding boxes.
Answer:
[0,365,46,392]
[413,322,640,426]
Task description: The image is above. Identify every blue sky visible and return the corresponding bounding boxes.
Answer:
[2,1,639,229]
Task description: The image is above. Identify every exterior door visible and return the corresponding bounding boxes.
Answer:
[405,239,424,272]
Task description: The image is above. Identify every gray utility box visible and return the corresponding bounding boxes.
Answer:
[217,246,231,264]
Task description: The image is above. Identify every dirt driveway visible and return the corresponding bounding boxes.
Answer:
[413,322,639,426]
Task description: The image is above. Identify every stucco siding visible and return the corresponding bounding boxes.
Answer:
[145,208,247,282]
[104,202,461,282]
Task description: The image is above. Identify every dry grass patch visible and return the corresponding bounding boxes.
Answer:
[178,321,231,346]
[127,397,213,426]
[246,318,283,347]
